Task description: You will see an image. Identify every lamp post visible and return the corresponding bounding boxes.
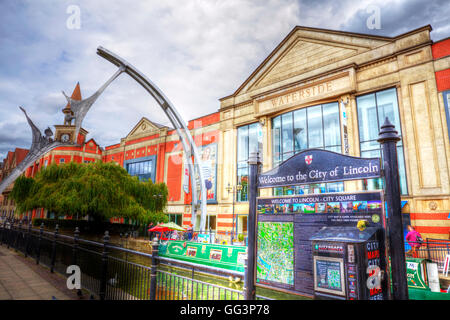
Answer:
[226,183,243,244]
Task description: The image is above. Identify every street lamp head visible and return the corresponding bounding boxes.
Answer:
[236,184,243,192]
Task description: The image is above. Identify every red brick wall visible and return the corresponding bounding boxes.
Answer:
[54,155,71,164]
[188,112,220,130]
[135,147,146,158]
[166,154,183,202]
[125,134,159,146]
[435,69,450,92]
[433,38,450,91]
[432,38,450,59]
[73,155,82,163]
[410,212,450,239]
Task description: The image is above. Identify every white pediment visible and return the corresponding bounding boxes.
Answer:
[238,27,392,94]
[126,117,164,139]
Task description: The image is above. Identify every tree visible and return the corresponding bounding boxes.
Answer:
[11,161,169,225]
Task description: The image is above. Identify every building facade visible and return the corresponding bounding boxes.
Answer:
[2,25,450,240]
[218,25,450,240]
[0,148,29,218]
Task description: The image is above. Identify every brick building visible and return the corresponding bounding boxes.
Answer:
[0,148,29,218]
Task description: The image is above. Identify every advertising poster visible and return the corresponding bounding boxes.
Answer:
[196,143,218,203]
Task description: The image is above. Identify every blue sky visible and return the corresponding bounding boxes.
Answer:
[0,0,449,159]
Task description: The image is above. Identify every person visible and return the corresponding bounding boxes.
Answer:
[405,225,423,258]
[185,224,193,241]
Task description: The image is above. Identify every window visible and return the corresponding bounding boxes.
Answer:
[59,158,65,164]
[126,158,155,182]
[356,87,408,195]
[272,102,343,195]
[207,215,217,231]
[236,123,263,201]
[168,213,182,225]
[443,91,450,144]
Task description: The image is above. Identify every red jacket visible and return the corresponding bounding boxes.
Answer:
[406,230,422,248]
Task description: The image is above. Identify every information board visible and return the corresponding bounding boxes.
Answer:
[256,191,384,295]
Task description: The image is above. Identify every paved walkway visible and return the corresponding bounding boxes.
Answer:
[0,245,78,300]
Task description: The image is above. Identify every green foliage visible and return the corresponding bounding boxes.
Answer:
[10,161,169,224]
[237,233,244,242]
[10,175,35,205]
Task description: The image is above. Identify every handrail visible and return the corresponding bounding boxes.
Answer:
[4,221,244,278]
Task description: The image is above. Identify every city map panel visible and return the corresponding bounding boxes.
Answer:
[257,222,294,286]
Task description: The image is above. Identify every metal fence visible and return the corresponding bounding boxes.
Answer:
[406,239,450,271]
[0,219,250,300]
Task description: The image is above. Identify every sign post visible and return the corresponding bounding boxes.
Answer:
[378,118,408,300]
[245,151,261,300]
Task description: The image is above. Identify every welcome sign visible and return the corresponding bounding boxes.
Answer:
[258,149,381,188]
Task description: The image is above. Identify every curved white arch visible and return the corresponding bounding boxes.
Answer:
[96,46,208,232]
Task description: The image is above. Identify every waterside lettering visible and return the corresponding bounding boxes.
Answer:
[271,82,333,108]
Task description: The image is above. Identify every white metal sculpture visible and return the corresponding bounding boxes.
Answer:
[0,48,208,232]
[0,69,123,195]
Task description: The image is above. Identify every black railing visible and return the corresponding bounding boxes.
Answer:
[405,239,450,271]
[0,219,252,300]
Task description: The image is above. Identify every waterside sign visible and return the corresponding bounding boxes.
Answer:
[258,149,381,188]
[255,71,355,116]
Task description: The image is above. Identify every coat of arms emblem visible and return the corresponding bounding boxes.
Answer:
[305,155,313,165]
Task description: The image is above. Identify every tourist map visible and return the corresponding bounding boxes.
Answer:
[257,222,294,285]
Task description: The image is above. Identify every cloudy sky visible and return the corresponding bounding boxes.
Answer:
[0,0,449,159]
